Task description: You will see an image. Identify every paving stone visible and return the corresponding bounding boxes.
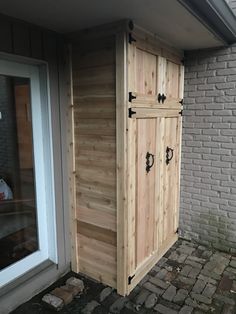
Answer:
[185,260,202,270]
[82,300,100,314]
[51,287,73,305]
[218,276,233,293]
[187,256,206,264]
[200,268,221,280]
[179,305,193,314]
[185,297,210,312]
[138,275,150,286]
[42,293,64,311]
[149,277,169,290]
[198,274,217,285]
[188,267,200,279]
[60,284,81,297]
[173,289,188,304]
[162,285,177,301]
[222,304,236,314]
[144,293,158,309]
[177,246,196,255]
[134,289,150,305]
[169,251,188,263]
[155,269,168,280]
[143,282,164,295]
[229,260,236,268]
[66,277,84,292]
[202,283,216,298]
[154,303,178,314]
[201,250,213,259]
[99,287,113,302]
[190,292,212,305]
[180,265,192,277]
[157,257,168,267]
[153,265,161,272]
[213,294,236,306]
[177,275,196,287]
[198,245,207,251]
[225,267,236,275]
[192,279,206,294]
[110,297,128,313]
[165,265,173,272]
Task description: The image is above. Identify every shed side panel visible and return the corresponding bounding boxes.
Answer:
[72,36,117,287]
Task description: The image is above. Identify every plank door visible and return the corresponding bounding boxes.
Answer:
[128,38,184,109]
[127,109,181,293]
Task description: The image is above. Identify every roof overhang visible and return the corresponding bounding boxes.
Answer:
[178,0,236,45]
[0,0,235,50]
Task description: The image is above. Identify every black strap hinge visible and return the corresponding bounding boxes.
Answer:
[176,227,180,234]
[128,108,136,118]
[128,274,135,285]
[179,110,183,116]
[179,99,183,105]
[129,92,136,103]
[129,33,136,44]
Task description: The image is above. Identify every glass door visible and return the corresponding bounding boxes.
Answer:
[0,59,56,287]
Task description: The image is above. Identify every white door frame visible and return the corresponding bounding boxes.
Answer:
[0,59,57,287]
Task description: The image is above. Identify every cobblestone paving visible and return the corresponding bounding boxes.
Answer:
[12,239,236,314]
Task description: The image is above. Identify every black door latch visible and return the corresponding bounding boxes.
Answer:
[146,152,155,173]
[158,93,167,104]
[166,146,174,165]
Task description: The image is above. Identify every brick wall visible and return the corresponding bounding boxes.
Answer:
[180,45,236,253]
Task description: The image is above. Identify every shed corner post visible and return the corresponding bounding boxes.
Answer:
[116,29,128,295]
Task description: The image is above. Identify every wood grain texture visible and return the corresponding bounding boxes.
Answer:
[72,35,117,287]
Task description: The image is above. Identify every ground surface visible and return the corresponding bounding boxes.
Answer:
[12,239,236,314]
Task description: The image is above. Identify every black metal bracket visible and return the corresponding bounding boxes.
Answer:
[158,93,167,104]
[176,227,180,234]
[129,92,136,103]
[166,146,174,165]
[128,274,135,285]
[128,108,136,118]
[146,152,155,173]
[179,99,183,105]
[129,33,136,44]
[179,110,183,116]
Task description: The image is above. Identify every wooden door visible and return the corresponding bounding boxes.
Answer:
[127,109,181,292]
[128,33,184,110]
[126,30,183,293]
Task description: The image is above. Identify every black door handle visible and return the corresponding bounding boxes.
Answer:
[146,152,155,173]
[166,146,174,165]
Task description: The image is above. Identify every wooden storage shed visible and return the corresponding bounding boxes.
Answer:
[68,20,184,296]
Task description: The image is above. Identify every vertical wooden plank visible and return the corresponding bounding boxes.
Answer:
[0,17,13,53]
[12,22,30,56]
[127,37,136,284]
[116,31,128,295]
[157,56,166,96]
[65,44,79,272]
[30,28,43,60]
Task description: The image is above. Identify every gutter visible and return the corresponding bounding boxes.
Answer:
[178,0,236,45]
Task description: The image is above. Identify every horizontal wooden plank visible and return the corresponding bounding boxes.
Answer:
[74,118,116,136]
[77,192,116,214]
[73,47,115,69]
[77,221,116,245]
[74,102,115,119]
[73,83,115,97]
[78,234,116,287]
[76,134,116,153]
[77,207,116,231]
[131,108,181,118]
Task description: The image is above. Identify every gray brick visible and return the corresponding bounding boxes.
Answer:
[154,303,178,314]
